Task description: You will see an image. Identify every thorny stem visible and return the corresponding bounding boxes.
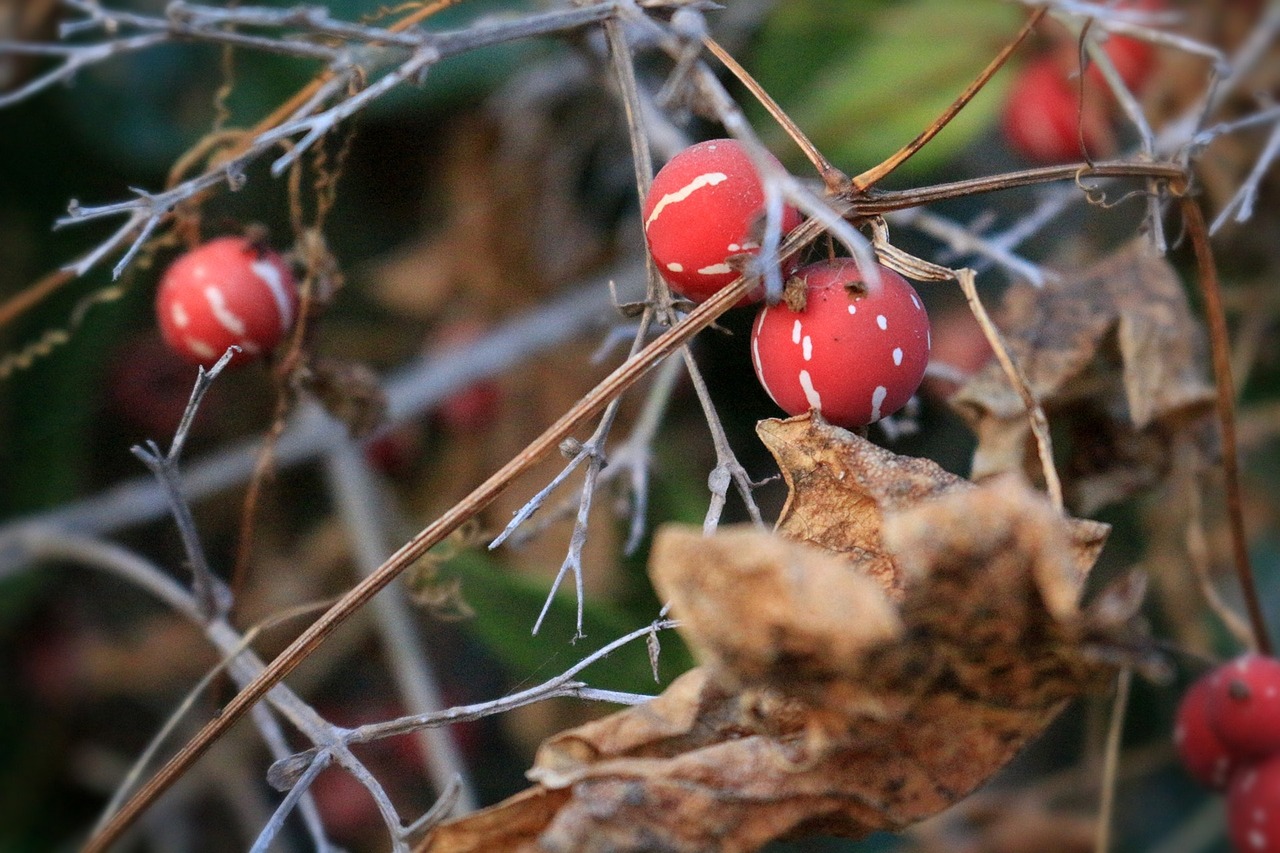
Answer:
[83,266,768,853]
[1181,195,1272,655]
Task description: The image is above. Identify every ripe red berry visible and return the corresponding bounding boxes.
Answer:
[1001,57,1114,164]
[1229,755,1280,853]
[1206,654,1280,761]
[1174,673,1238,790]
[1089,0,1162,92]
[155,236,297,367]
[750,259,930,428]
[642,138,802,305]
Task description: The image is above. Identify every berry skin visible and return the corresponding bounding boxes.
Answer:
[155,236,297,367]
[1207,654,1280,761]
[1001,57,1114,164]
[1228,755,1280,853]
[750,259,930,429]
[1174,672,1238,790]
[642,138,802,305]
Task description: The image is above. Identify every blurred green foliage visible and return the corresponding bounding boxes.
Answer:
[749,0,1020,179]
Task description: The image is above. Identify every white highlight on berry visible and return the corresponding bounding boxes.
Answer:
[185,336,218,361]
[204,286,247,336]
[911,293,921,310]
[644,171,728,229]
[666,262,684,273]
[1249,829,1266,850]
[791,320,802,345]
[802,335,813,362]
[751,331,763,376]
[251,258,294,330]
[876,314,888,331]
[798,369,823,411]
[727,243,740,253]
[927,329,932,349]
[170,302,190,329]
[847,304,856,314]
[893,347,903,366]
[870,385,888,421]
[697,263,733,276]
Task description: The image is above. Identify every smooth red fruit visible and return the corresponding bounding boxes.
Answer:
[1174,673,1238,790]
[1229,756,1280,852]
[155,236,297,367]
[642,138,802,305]
[1001,57,1114,164]
[1090,0,1161,92]
[1207,654,1280,761]
[750,259,930,428]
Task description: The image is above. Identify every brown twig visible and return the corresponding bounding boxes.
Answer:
[1181,195,1272,655]
[701,36,847,192]
[1094,668,1132,853]
[847,6,1047,193]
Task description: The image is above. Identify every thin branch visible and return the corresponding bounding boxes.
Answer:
[1181,194,1272,655]
[1094,669,1132,853]
[129,347,240,618]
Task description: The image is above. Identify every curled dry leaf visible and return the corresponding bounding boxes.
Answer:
[419,433,1141,853]
[949,238,1217,514]
[755,413,1107,599]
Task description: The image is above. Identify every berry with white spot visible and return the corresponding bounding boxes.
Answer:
[750,259,930,428]
[155,236,298,367]
[1206,654,1280,761]
[1174,671,1238,791]
[1228,754,1280,853]
[642,138,802,305]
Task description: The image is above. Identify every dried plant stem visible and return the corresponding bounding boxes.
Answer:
[1184,463,1255,649]
[848,6,1047,192]
[701,36,845,190]
[1094,668,1132,853]
[82,265,772,853]
[1181,195,1271,655]
[954,267,1064,512]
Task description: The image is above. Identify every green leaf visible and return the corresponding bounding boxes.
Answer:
[749,0,1023,179]
[437,548,694,695]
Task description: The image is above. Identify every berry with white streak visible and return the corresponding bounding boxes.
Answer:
[1229,755,1280,853]
[1173,672,1238,791]
[156,236,298,367]
[642,138,802,305]
[750,259,930,428]
[1207,654,1280,761]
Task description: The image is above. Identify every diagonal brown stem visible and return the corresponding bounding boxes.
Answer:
[1181,195,1271,655]
[701,36,846,192]
[848,6,1047,192]
[78,222,831,850]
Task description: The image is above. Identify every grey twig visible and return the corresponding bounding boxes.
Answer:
[129,347,239,619]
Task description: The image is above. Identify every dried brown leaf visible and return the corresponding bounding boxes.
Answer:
[756,414,1107,600]
[419,462,1136,853]
[756,413,972,598]
[950,238,1216,513]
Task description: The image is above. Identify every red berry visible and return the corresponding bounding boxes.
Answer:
[1207,654,1280,761]
[1174,673,1239,790]
[1001,57,1114,164]
[1229,756,1280,852]
[1090,0,1161,92]
[750,259,930,428]
[642,138,802,305]
[155,236,297,367]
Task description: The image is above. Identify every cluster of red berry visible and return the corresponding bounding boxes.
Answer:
[1000,0,1160,164]
[641,138,930,429]
[1176,654,1280,851]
